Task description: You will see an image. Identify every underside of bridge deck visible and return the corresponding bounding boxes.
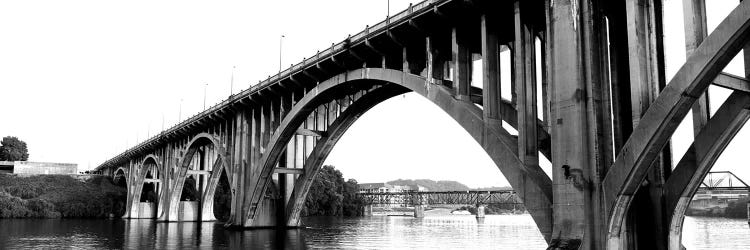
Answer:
[95,0,750,249]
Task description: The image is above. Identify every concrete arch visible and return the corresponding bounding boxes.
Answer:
[662,92,750,250]
[114,167,128,186]
[126,154,162,219]
[242,68,553,241]
[283,84,409,226]
[602,1,750,248]
[161,132,231,222]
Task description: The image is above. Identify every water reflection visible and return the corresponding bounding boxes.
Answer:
[0,215,549,249]
[1,215,747,249]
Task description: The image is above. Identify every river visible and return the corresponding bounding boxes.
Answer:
[0,214,747,249]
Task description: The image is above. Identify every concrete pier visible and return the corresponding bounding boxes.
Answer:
[476,205,486,219]
[413,205,425,218]
[363,205,373,217]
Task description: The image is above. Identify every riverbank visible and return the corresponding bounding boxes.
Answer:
[686,197,749,219]
[0,174,126,218]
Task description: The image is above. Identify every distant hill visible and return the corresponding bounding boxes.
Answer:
[386,179,470,191]
[471,186,513,191]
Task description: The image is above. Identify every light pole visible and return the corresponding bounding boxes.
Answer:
[279,35,285,72]
[203,82,208,110]
[230,66,235,95]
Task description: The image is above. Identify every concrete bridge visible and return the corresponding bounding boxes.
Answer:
[95,0,750,249]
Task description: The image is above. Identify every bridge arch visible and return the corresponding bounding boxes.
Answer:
[113,167,128,187]
[123,154,162,219]
[161,132,232,222]
[241,68,553,241]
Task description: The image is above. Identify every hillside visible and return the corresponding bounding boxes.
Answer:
[386,179,470,191]
[0,174,127,218]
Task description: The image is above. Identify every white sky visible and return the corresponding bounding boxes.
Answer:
[0,0,747,188]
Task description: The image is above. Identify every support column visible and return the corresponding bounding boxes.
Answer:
[624,0,670,249]
[426,36,443,83]
[452,25,471,101]
[669,0,709,249]
[513,1,538,169]
[547,0,608,248]
[481,14,502,127]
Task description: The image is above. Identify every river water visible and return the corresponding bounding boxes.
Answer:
[0,214,747,249]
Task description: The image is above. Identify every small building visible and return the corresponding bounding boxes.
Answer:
[0,161,78,175]
[358,183,394,193]
[357,183,429,193]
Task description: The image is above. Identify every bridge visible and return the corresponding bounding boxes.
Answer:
[94,0,750,249]
[358,190,521,218]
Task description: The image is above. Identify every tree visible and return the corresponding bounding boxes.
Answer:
[303,165,362,217]
[0,136,29,161]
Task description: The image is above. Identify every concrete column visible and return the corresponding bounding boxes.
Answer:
[426,36,443,83]
[669,1,709,249]
[413,205,425,218]
[547,0,609,248]
[481,14,502,126]
[684,0,711,136]
[476,204,486,219]
[402,47,411,74]
[452,26,471,101]
[513,1,538,167]
[625,0,670,249]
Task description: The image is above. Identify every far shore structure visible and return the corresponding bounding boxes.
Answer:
[0,161,77,175]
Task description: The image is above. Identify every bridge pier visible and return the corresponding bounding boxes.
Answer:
[363,205,373,217]
[413,205,425,218]
[475,204,485,219]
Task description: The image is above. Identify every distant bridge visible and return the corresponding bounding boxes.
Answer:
[698,171,750,192]
[358,190,521,206]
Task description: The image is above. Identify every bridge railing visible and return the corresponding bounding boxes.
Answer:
[96,0,453,171]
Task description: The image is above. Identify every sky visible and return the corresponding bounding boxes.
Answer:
[0,0,747,188]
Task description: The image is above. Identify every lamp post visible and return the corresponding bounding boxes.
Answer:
[203,82,208,110]
[279,35,285,72]
[230,66,235,95]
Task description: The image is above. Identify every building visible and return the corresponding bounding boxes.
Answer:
[0,161,78,175]
[358,183,428,193]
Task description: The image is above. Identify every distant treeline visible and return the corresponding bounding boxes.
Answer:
[0,174,126,218]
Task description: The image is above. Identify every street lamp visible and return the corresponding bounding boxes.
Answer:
[229,66,236,95]
[279,35,285,72]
